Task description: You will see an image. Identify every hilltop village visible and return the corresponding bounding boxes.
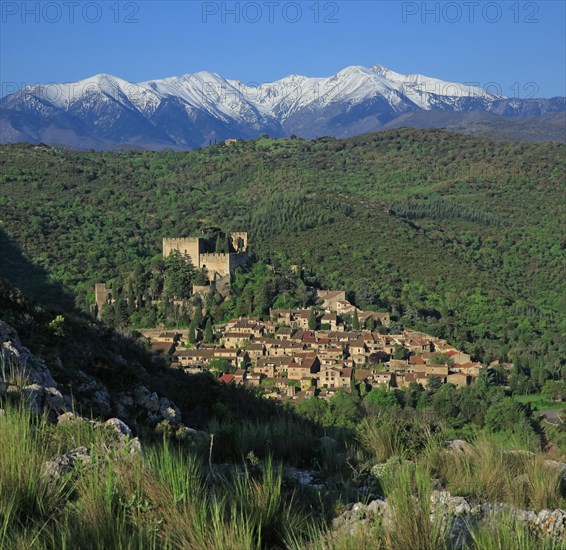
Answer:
[145,288,485,402]
[94,231,487,400]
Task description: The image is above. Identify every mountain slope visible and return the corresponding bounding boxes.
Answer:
[1,65,564,149]
[0,129,564,365]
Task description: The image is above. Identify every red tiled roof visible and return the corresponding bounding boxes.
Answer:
[219,374,236,384]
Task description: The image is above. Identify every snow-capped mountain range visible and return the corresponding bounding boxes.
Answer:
[1,65,564,149]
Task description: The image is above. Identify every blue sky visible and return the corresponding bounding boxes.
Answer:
[1,1,565,98]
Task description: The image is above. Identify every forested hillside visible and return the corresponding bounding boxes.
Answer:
[0,129,564,368]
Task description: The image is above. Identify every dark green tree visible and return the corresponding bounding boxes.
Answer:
[215,233,223,253]
[308,308,317,330]
[363,386,400,415]
[204,317,214,343]
[352,310,360,330]
[367,316,376,331]
[193,302,203,329]
[427,375,442,392]
[187,318,197,345]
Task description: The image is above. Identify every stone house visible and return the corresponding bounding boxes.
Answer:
[246,343,266,360]
[321,313,339,330]
[447,351,472,366]
[349,339,368,364]
[229,320,265,337]
[222,332,252,347]
[317,290,347,312]
[156,332,181,343]
[396,372,429,388]
[175,348,215,366]
[255,356,294,377]
[372,371,394,387]
[270,309,293,324]
[295,310,312,330]
[336,300,357,316]
[354,369,372,384]
[275,327,295,341]
[233,369,247,384]
[288,355,320,380]
[318,366,353,390]
[269,341,305,357]
[246,373,264,387]
[447,373,473,388]
[214,348,249,368]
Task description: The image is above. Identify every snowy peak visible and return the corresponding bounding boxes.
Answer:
[20,73,163,115]
[2,64,562,150]
[13,64,507,117]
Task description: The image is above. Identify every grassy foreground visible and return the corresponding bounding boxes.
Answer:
[1,402,564,549]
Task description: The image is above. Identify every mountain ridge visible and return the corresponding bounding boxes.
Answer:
[2,65,565,149]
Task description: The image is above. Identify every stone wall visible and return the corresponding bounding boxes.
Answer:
[201,253,231,277]
[162,238,201,267]
[231,231,248,252]
[228,251,250,273]
[163,234,250,295]
[94,283,112,320]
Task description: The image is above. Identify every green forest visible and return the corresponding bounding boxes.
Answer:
[0,128,564,378]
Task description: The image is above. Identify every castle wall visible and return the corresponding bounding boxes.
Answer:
[231,232,248,253]
[201,253,231,277]
[94,283,112,320]
[163,236,250,297]
[163,238,201,268]
[228,251,250,273]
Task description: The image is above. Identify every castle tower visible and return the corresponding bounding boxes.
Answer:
[162,238,201,268]
[94,283,112,320]
[230,232,248,253]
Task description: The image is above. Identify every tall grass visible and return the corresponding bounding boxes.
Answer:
[1,402,562,549]
[421,435,565,511]
[357,410,445,463]
[466,512,562,550]
[0,404,322,549]
[381,462,447,550]
[0,404,71,548]
[208,415,324,466]
[147,445,318,549]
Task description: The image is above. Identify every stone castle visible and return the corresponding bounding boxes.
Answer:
[163,232,249,290]
[94,233,249,318]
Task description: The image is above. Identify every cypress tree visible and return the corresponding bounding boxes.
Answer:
[352,310,360,330]
[215,234,223,253]
[193,303,203,329]
[187,319,196,345]
[204,317,214,343]
[367,316,376,331]
[308,308,317,330]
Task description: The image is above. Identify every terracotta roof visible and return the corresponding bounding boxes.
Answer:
[219,374,236,384]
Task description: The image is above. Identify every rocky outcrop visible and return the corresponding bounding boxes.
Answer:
[331,490,566,546]
[116,384,182,427]
[43,446,90,482]
[1,320,68,418]
[1,320,188,431]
